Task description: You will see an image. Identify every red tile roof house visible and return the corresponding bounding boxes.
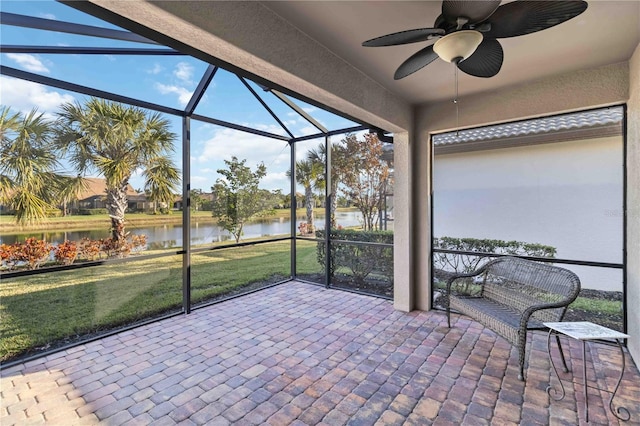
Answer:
[69,177,149,213]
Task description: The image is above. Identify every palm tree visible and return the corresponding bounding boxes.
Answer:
[307,141,347,228]
[289,159,323,233]
[0,107,84,224]
[55,98,180,242]
[145,157,180,214]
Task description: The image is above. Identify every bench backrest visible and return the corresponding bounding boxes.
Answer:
[481,257,581,322]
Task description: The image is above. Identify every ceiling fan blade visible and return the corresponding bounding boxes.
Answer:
[442,0,501,25]
[485,0,587,39]
[394,45,439,80]
[457,38,503,78]
[362,28,445,47]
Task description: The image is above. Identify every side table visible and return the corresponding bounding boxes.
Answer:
[544,321,630,423]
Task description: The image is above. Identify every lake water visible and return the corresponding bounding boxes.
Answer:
[1,211,364,248]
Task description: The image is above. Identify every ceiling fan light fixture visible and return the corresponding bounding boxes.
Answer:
[433,30,483,63]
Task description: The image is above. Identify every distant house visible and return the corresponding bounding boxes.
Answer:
[173,192,213,210]
[70,177,149,213]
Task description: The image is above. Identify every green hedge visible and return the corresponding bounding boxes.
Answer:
[313,231,556,286]
[78,208,107,215]
[433,236,557,275]
[316,229,393,284]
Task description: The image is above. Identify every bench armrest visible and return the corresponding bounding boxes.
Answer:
[519,292,580,332]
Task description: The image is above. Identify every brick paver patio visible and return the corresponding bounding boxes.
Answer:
[1,281,638,425]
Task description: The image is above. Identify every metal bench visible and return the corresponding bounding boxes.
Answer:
[446,256,581,380]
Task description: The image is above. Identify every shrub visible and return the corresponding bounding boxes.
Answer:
[0,233,150,273]
[433,236,557,274]
[77,238,101,261]
[0,243,21,270]
[316,229,393,284]
[78,208,106,215]
[130,234,148,252]
[101,238,131,258]
[54,240,78,265]
[18,237,52,270]
[298,222,310,235]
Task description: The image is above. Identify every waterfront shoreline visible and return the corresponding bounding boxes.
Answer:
[1,214,215,233]
[0,208,358,234]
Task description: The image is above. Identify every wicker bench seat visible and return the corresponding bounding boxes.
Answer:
[446,256,581,380]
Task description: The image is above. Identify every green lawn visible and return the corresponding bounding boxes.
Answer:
[0,240,318,362]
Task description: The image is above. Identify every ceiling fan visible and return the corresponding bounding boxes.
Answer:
[363,0,588,80]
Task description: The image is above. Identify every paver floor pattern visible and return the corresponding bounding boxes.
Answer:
[1,281,639,425]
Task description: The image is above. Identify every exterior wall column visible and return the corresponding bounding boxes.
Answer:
[413,117,432,311]
[393,131,413,311]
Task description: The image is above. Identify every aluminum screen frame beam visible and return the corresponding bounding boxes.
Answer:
[0,45,181,55]
[0,12,158,45]
[185,65,218,116]
[270,89,328,134]
[1,65,184,116]
[190,113,290,141]
[289,125,370,143]
[238,76,295,139]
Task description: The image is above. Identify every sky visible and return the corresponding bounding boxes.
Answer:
[0,0,361,193]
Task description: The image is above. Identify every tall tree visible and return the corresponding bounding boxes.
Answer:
[55,98,180,242]
[190,189,205,211]
[288,159,323,234]
[211,156,268,243]
[340,133,390,231]
[0,107,84,224]
[307,141,349,229]
[145,157,180,213]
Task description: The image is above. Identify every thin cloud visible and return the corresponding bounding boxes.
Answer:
[6,53,50,73]
[174,62,194,84]
[39,13,56,20]
[155,82,193,106]
[0,76,75,117]
[299,125,319,136]
[262,171,290,190]
[195,128,289,165]
[191,175,210,188]
[193,127,290,191]
[147,63,163,74]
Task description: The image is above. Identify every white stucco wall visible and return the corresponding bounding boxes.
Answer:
[433,136,623,291]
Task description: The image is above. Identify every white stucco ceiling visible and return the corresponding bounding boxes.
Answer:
[262,1,640,105]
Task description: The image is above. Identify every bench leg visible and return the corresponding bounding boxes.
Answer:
[518,343,526,381]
